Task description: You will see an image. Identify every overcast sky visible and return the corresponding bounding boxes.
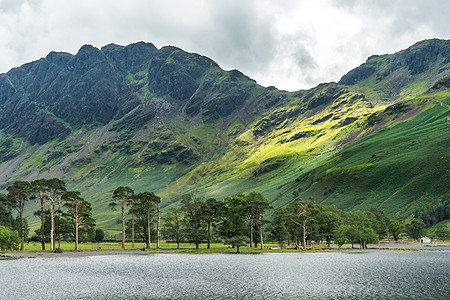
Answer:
[0,0,449,91]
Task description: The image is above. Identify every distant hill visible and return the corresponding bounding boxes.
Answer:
[0,39,448,230]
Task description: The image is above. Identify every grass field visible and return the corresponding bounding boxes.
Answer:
[4,237,448,255]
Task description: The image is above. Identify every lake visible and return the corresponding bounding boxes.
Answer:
[1,251,449,299]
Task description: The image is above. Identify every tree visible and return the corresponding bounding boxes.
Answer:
[368,207,390,239]
[414,198,450,227]
[31,209,51,244]
[338,211,379,248]
[286,198,315,250]
[133,192,161,249]
[203,198,223,249]
[31,206,68,247]
[316,208,341,246]
[224,235,249,253]
[285,212,302,247]
[0,194,13,228]
[219,193,248,253]
[333,224,348,247]
[127,195,137,248]
[163,208,183,249]
[110,187,134,249]
[267,208,290,248]
[181,194,206,249]
[6,181,33,250]
[46,178,66,250]
[434,223,449,241]
[93,228,105,244]
[31,179,50,250]
[405,218,426,241]
[0,226,20,251]
[388,220,404,243]
[246,192,271,250]
[156,206,161,249]
[62,191,95,251]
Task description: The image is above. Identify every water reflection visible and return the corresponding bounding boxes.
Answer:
[1,251,449,299]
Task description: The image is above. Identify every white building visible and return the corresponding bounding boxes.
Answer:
[419,236,431,243]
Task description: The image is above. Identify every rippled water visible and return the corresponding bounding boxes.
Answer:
[1,251,449,299]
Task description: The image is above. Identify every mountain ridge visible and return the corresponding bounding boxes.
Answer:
[0,39,448,230]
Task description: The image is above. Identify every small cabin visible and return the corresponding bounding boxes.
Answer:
[419,236,431,244]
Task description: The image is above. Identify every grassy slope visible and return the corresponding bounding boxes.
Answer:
[293,101,449,218]
[153,91,448,220]
[16,89,450,234]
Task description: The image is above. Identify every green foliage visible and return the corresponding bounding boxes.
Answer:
[224,235,249,253]
[405,218,426,241]
[284,198,320,249]
[315,208,341,246]
[0,194,13,228]
[180,194,207,249]
[31,209,52,243]
[335,211,379,248]
[219,194,248,248]
[162,207,183,248]
[62,191,96,248]
[388,221,404,243]
[414,197,450,228]
[6,180,33,250]
[132,191,161,248]
[433,223,449,241]
[0,226,20,251]
[267,208,290,247]
[93,228,105,243]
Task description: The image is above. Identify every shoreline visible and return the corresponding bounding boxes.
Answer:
[0,248,194,259]
[2,243,449,259]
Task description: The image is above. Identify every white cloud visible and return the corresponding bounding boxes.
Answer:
[0,0,448,91]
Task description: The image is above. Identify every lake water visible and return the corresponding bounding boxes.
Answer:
[1,251,449,299]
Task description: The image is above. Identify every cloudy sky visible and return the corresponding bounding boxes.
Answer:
[0,0,449,91]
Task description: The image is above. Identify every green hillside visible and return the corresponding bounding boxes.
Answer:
[0,39,449,231]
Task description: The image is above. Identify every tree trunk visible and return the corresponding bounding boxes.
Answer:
[207,221,211,249]
[176,222,180,249]
[195,226,199,249]
[57,203,61,249]
[121,198,125,249]
[157,207,160,249]
[20,203,24,251]
[74,201,79,251]
[40,196,45,250]
[75,220,79,251]
[147,208,151,249]
[236,245,240,253]
[326,236,331,247]
[259,214,264,250]
[131,210,135,249]
[302,222,306,251]
[249,217,254,248]
[50,202,55,251]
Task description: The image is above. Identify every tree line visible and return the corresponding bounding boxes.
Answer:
[1,179,448,252]
[0,179,94,251]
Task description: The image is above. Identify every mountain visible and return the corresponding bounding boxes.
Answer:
[0,39,448,230]
[339,38,450,101]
